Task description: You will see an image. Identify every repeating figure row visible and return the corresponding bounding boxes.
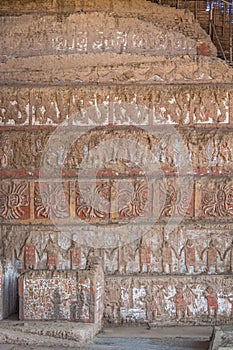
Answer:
[0,86,230,126]
[2,228,233,275]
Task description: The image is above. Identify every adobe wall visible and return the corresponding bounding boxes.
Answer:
[0,0,216,61]
[2,55,232,85]
[0,263,2,320]
[0,13,199,58]
[0,0,233,326]
[0,84,231,127]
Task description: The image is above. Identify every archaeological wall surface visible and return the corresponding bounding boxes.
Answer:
[18,257,104,324]
[0,0,233,326]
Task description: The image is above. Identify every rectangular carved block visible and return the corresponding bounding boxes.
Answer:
[110,178,151,223]
[18,258,104,323]
[195,177,233,218]
[159,177,194,218]
[75,180,111,222]
[0,181,30,221]
[34,181,70,220]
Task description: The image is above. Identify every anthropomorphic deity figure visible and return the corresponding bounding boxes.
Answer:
[201,240,222,273]
[204,286,218,316]
[69,240,82,270]
[161,240,178,273]
[223,239,233,273]
[45,236,59,270]
[179,239,197,273]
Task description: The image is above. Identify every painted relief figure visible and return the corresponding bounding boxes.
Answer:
[139,237,152,273]
[45,237,59,270]
[161,240,178,273]
[204,287,218,316]
[223,239,233,273]
[151,288,165,318]
[69,240,82,270]
[24,245,37,270]
[179,239,197,273]
[173,288,188,319]
[201,240,222,273]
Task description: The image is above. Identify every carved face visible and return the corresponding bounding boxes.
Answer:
[206,287,214,294]
[7,193,20,208]
[216,189,226,203]
[226,189,233,205]
[209,240,214,248]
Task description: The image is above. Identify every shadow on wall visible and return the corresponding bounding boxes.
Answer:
[2,262,19,319]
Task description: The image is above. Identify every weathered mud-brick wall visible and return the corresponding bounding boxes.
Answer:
[0,0,216,58]
[0,0,233,326]
[18,257,104,324]
[0,85,232,127]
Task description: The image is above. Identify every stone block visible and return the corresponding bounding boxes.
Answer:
[195,177,233,219]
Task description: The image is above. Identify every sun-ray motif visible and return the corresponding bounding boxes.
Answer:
[76,182,110,220]
[118,179,149,218]
[35,183,69,219]
[159,181,190,217]
[202,183,233,217]
[0,182,29,220]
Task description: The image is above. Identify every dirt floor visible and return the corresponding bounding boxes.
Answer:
[0,325,212,350]
[0,339,210,350]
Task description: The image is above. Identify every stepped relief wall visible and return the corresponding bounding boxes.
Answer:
[0,0,233,326]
